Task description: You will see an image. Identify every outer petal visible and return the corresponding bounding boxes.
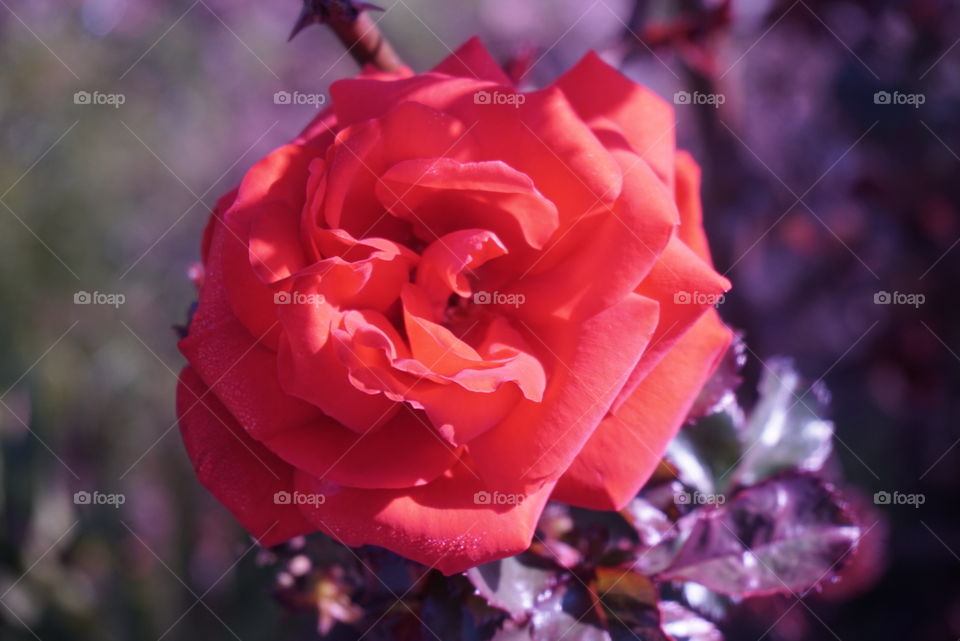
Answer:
[238,139,331,284]
[457,87,624,231]
[552,310,733,509]
[466,293,661,492]
[505,148,675,324]
[182,313,459,489]
[431,36,513,85]
[332,78,624,230]
[177,367,312,546]
[326,37,510,128]
[183,218,319,442]
[330,73,488,130]
[674,150,714,264]
[552,51,676,189]
[611,236,731,412]
[294,462,556,575]
[263,408,461,490]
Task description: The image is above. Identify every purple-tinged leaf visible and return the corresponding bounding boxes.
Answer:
[595,569,668,641]
[667,411,743,495]
[659,602,724,641]
[491,623,535,641]
[621,498,674,547]
[528,580,611,641]
[729,359,833,487]
[420,573,504,641]
[688,334,745,420]
[654,474,860,597]
[677,583,735,623]
[466,555,557,620]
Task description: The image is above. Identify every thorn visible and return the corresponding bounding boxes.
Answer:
[288,0,385,42]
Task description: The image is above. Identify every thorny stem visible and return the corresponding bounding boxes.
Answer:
[289,0,406,73]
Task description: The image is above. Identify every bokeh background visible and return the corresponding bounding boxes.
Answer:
[1,0,958,639]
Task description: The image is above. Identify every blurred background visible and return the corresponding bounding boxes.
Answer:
[0,0,958,639]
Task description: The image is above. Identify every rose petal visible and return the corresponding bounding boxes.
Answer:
[264,408,461,490]
[182,310,458,489]
[330,73,488,129]
[333,78,624,230]
[278,326,400,434]
[674,150,714,264]
[455,86,624,230]
[611,236,731,412]
[552,310,733,509]
[235,142,328,284]
[552,51,676,188]
[504,148,676,323]
[416,228,508,312]
[179,312,323,442]
[293,462,556,575]
[219,195,284,350]
[466,293,660,492]
[431,37,513,85]
[324,102,477,241]
[404,316,547,445]
[376,158,559,253]
[401,283,487,374]
[177,367,312,546]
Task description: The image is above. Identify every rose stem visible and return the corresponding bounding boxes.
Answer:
[289,1,406,73]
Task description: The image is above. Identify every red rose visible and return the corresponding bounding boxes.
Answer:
[177,38,731,574]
